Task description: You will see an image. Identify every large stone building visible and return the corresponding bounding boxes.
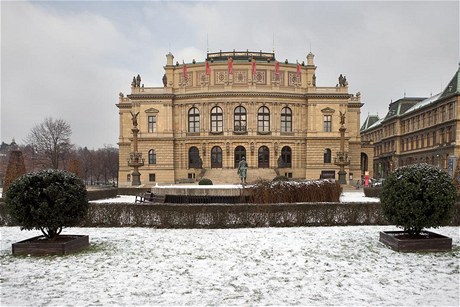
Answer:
[361,66,460,179]
[117,50,365,186]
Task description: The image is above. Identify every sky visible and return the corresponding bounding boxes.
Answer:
[1,1,459,149]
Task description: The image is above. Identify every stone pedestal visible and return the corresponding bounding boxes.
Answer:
[338,170,347,185]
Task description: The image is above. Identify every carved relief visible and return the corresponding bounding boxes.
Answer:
[234,71,247,84]
[253,70,266,84]
[198,72,208,85]
[215,71,228,84]
[271,71,284,85]
[180,73,192,86]
[288,72,301,86]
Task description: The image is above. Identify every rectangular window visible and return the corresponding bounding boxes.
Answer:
[148,116,157,133]
[149,174,156,182]
[448,103,454,120]
[323,115,332,132]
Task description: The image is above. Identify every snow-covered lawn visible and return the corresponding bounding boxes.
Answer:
[1,226,458,306]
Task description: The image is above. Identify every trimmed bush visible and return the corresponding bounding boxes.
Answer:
[5,169,88,239]
[248,179,342,203]
[199,178,213,185]
[380,163,456,235]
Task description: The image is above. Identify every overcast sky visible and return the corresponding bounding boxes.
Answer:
[1,1,459,149]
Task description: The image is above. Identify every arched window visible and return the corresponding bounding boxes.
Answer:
[211,146,223,168]
[280,146,292,168]
[258,146,270,168]
[210,106,223,132]
[324,148,332,164]
[148,149,156,165]
[280,107,292,132]
[258,106,270,133]
[234,106,247,132]
[188,107,200,133]
[188,146,201,168]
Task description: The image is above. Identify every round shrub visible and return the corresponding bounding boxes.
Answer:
[380,163,456,235]
[5,169,88,239]
[198,178,213,185]
[272,175,289,182]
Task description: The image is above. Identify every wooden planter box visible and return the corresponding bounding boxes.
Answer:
[380,230,452,252]
[12,235,89,256]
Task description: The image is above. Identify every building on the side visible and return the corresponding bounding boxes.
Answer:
[360,65,460,179]
[117,50,366,186]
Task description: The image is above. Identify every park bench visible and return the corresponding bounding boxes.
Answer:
[135,192,165,204]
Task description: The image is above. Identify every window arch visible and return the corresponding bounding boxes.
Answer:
[280,107,292,132]
[210,106,223,132]
[188,107,200,133]
[324,148,332,164]
[258,106,270,133]
[280,146,292,168]
[148,149,156,165]
[234,106,247,132]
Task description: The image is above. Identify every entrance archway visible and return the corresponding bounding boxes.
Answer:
[188,146,201,168]
[211,146,223,168]
[234,146,246,168]
[280,146,292,168]
[258,146,269,168]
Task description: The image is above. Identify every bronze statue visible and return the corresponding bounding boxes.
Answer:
[339,111,346,125]
[130,111,140,127]
[162,74,167,87]
[136,74,141,87]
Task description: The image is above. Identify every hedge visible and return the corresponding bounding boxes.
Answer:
[1,201,459,228]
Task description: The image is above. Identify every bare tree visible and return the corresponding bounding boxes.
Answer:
[25,117,73,169]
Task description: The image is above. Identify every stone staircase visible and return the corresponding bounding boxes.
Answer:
[201,168,278,184]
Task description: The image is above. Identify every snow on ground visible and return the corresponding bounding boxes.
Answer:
[91,190,379,204]
[1,226,459,306]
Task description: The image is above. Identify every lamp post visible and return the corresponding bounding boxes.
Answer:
[334,112,350,184]
[128,112,144,186]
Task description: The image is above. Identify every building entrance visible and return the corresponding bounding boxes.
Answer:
[258,146,270,168]
[211,146,223,168]
[234,146,247,168]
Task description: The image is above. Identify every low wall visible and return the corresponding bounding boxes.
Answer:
[86,188,119,201]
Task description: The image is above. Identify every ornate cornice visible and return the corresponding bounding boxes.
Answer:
[174,91,306,100]
[347,102,364,108]
[127,94,174,100]
[126,91,352,101]
[116,103,131,109]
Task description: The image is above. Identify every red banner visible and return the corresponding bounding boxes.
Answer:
[275,61,280,76]
[297,62,301,79]
[205,59,211,76]
[252,59,257,76]
[183,62,187,79]
[228,57,233,75]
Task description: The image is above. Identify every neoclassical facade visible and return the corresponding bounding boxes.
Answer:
[117,50,365,186]
[361,66,460,179]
